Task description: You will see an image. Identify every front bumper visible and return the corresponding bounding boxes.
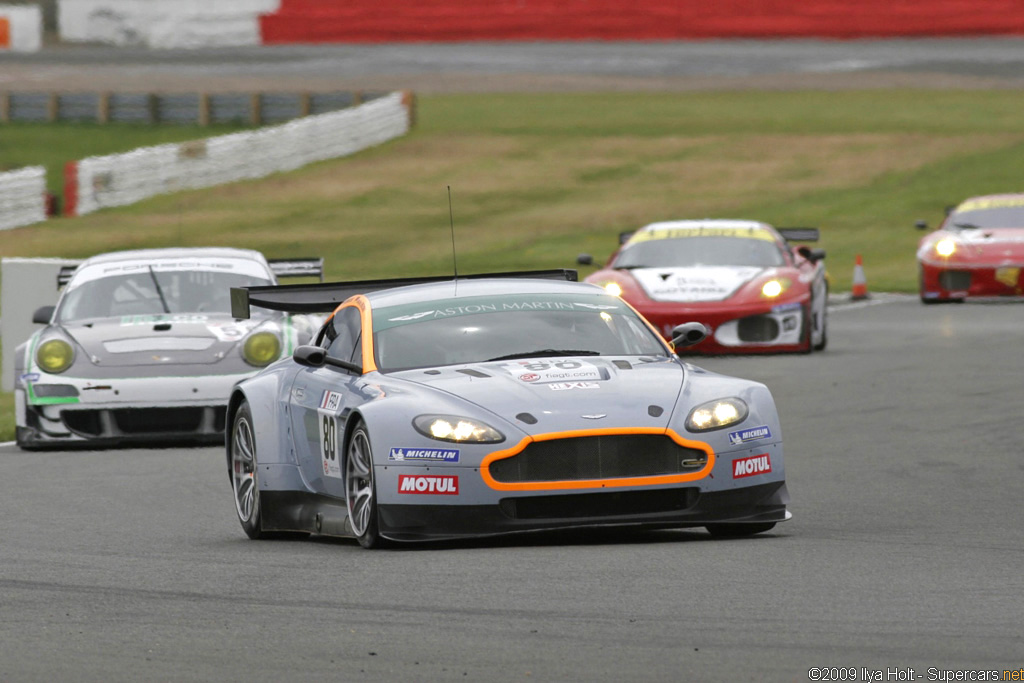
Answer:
[15,372,251,447]
[377,481,789,541]
[919,260,1024,299]
[637,298,810,354]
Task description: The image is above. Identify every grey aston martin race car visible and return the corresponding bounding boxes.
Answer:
[14,247,322,449]
[227,270,790,547]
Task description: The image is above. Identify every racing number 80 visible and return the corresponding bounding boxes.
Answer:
[521,360,582,371]
[322,414,337,461]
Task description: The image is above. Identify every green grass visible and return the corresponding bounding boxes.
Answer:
[2,89,1024,441]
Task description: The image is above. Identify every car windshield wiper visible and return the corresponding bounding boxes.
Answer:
[487,349,602,361]
[148,266,172,314]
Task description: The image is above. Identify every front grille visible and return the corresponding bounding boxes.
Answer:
[938,270,972,290]
[737,314,779,342]
[488,434,708,483]
[499,488,699,519]
[62,407,226,438]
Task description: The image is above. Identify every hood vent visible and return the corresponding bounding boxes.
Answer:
[612,360,632,370]
[457,369,490,378]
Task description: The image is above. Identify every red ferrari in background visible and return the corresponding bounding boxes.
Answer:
[916,193,1024,303]
[578,220,828,354]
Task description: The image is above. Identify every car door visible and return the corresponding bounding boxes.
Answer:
[289,306,364,499]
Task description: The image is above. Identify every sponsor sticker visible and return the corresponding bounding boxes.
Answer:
[398,474,459,495]
[320,390,343,411]
[20,372,40,382]
[120,314,208,326]
[503,360,602,384]
[995,267,1020,287]
[732,454,772,479]
[389,447,460,463]
[728,425,772,446]
[548,381,600,391]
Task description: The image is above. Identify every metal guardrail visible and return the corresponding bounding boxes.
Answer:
[0,90,387,126]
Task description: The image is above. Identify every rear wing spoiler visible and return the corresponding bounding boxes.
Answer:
[57,263,83,288]
[230,269,579,319]
[268,257,324,281]
[777,227,819,242]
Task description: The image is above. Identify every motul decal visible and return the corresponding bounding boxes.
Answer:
[398,475,459,495]
[732,454,772,479]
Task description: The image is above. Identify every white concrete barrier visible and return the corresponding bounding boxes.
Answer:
[68,92,414,216]
[58,0,280,48]
[0,4,43,52]
[0,167,47,231]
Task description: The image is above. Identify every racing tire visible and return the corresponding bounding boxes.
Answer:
[705,522,777,538]
[15,427,43,451]
[346,422,386,549]
[230,401,268,540]
[812,287,828,352]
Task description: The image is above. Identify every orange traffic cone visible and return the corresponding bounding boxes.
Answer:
[851,254,869,300]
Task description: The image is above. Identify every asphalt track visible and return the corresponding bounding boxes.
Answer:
[2,295,1023,682]
[2,37,1024,92]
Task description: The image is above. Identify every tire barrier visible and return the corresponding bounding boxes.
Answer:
[0,167,47,232]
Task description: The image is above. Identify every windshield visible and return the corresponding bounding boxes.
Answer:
[613,236,785,268]
[948,206,1024,230]
[57,270,272,323]
[372,293,668,372]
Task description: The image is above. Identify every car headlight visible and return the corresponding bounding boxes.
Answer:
[241,331,282,367]
[413,415,505,444]
[685,398,748,432]
[760,278,791,298]
[36,339,74,374]
[935,239,957,257]
[602,282,623,297]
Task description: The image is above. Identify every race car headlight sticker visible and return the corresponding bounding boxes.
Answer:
[413,415,505,444]
[602,282,623,297]
[760,278,790,298]
[241,331,282,367]
[935,239,957,257]
[36,339,74,374]
[685,398,749,432]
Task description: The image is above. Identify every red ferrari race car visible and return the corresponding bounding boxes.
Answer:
[578,220,828,354]
[916,193,1024,303]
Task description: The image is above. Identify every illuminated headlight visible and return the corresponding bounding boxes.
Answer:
[241,331,281,367]
[760,278,789,298]
[602,282,623,297]
[935,239,957,257]
[36,339,74,374]
[413,415,505,444]
[685,398,748,432]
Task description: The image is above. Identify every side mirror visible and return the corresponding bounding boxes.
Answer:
[670,322,709,348]
[576,253,594,266]
[915,219,928,231]
[293,344,363,374]
[33,305,55,324]
[293,345,327,368]
[797,246,826,263]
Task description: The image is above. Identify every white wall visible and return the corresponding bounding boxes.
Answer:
[58,0,280,48]
[71,92,413,215]
[0,4,43,52]
[0,167,47,232]
[1,258,81,392]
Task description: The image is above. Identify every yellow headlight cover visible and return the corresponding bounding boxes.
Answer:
[37,339,74,374]
[242,332,281,367]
